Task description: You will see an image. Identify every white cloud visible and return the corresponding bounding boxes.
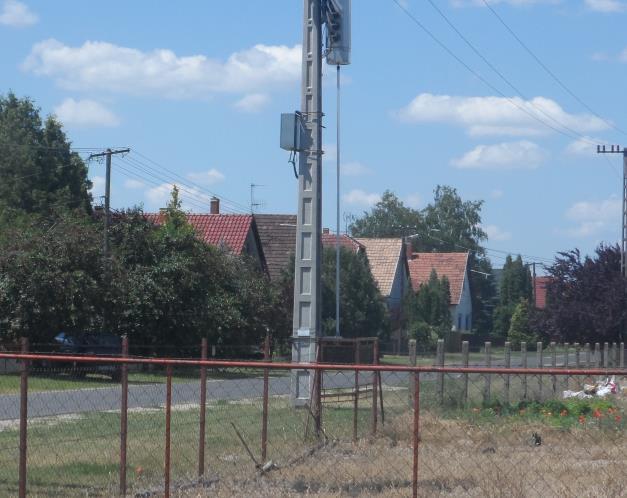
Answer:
[145,182,214,212]
[397,93,608,137]
[0,0,37,27]
[451,140,546,169]
[23,39,301,100]
[585,0,626,12]
[90,176,105,199]
[565,136,605,156]
[124,179,144,189]
[187,169,225,185]
[490,189,504,199]
[234,93,269,112]
[54,98,120,127]
[341,161,371,176]
[343,189,381,208]
[404,193,422,209]
[483,224,512,241]
[565,196,621,237]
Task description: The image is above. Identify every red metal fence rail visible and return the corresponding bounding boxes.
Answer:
[0,347,625,497]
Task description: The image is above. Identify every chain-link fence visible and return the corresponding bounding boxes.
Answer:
[0,344,625,497]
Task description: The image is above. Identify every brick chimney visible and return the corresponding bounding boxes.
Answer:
[323,228,330,234]
[210,196,220,214]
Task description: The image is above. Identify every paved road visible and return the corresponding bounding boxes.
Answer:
[0,371,409,420]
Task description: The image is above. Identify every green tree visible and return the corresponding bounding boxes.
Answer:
[0,93,92,216]
[493,255,532,337]
[507,299,536,348]
[279,247,389,339]
[406,269,452,347]
[350,186,496,334]
[350,190,423,238]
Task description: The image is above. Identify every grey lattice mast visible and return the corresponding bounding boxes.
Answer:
[280,0,351,405]
[596,144,627,279]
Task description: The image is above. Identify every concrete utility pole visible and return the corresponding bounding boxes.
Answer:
[596,145,627,279]
[291,0,324,404]
[88,148,130,264]
[88,148,130,333]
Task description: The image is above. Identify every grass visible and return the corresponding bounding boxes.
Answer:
[0,372,624,496]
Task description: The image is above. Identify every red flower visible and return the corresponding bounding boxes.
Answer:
[593,409,603,419]
[578,415,586,424]
[615,415,622,423]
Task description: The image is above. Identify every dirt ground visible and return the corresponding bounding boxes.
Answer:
[169,410,626,498]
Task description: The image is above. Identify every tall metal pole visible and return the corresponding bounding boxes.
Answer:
[292,0,323,404]
[104,149,112,262]
[335,64,341,338]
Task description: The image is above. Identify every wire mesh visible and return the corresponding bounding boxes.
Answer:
[0,353,624,497]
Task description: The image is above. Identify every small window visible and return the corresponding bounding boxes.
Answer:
[457,314,462,330]
[465,315,470,331]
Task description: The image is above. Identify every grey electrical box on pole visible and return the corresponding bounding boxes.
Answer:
[290,0,324,406]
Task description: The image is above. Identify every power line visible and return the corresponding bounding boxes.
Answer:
[480,0,627,138]
[390,0,597,144]
[422,0,600,144]
[132,150,251,213]
[115,159,241,214]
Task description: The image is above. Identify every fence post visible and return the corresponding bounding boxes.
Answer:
[585,343,591,367]
[353,340,360,443]
[504,342,511,405]
[620,342,625,368]
[408,339,416,406]
[412,371,420,498]
[550,342,557,397]
[461,341,469,405]
[611,342,617,368]
[521,342,527,400]
[372,340,379,436]
[19,337,28,498]
[483,342,491,405]
[164,365,172,498]
[261,333,270,462]
[436,339,444,406]
[603,343,609,368]
[536,342,543,401]
[594,343,601,368]
[574,343,580,369]
[119,336,129,497]
[563,342,570,392]
[198,338,207,477]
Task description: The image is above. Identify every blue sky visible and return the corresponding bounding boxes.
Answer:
[1,0,625,269]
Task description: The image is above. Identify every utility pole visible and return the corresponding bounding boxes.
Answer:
[597,144,627,342]
[596,145,627,279]
[88,148,130,333]
[291,0,324,405]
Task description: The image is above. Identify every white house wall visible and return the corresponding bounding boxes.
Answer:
[450,269,472,332]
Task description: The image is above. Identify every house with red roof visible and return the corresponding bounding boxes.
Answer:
[321,229,365,255]
[407,251,473,332]
[146,198,266,272]
[354,238,411,352]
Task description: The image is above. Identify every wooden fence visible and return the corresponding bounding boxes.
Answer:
[408,338,625,405]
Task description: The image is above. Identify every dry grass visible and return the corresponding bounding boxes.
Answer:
[178,408,626,498]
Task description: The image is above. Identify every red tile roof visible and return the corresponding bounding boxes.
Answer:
[407,252,469,305]
[321,233,365,253]
[145,213,254,254]
[534,276,551,309]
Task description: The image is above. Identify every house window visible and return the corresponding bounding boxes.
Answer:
[457,314,462,331]
[465,314,470,331]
